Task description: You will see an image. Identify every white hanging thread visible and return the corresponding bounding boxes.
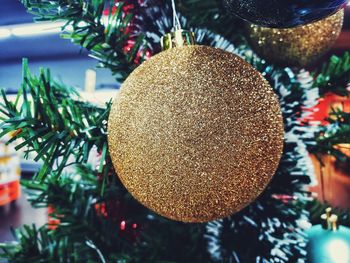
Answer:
[171,0,181,30]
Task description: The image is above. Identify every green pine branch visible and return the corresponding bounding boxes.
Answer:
[22,0,148,82]
[306,53,350,164]
[0,165,136,263]
[0,59,111,181]
[314,52,350,97]
[310,109,350,163]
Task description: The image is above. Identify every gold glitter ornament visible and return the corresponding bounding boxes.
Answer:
[108,44,284,223]
[246,9,344,67]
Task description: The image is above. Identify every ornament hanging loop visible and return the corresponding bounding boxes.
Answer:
[161,0,196,50]
[171,0,181,30]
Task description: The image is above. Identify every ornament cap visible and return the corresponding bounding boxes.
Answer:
[329,215,339,231]
[161,29,196,50]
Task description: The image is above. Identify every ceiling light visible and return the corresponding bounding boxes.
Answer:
[11,21,66,37]
[0,21,67,39]
[0,28,11,39]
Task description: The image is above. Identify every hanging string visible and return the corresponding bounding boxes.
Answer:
[171,0,181,30]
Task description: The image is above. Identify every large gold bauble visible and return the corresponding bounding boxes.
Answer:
[246,10,344,67]
[108,45,284,222]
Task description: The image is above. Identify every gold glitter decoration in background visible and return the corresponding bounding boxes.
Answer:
[246,9,344,67]
[108,45,284,223]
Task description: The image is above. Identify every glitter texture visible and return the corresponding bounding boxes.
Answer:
[247,10,344,67]
[108,45,284,223]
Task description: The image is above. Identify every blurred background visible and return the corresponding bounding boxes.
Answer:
[0,0,117,93]
[1,0,350,244]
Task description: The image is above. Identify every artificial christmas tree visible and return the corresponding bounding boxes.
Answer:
[0,0,350,262]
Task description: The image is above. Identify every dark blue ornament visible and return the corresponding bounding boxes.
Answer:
[306,225,350,263]
[224,0,347,28]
